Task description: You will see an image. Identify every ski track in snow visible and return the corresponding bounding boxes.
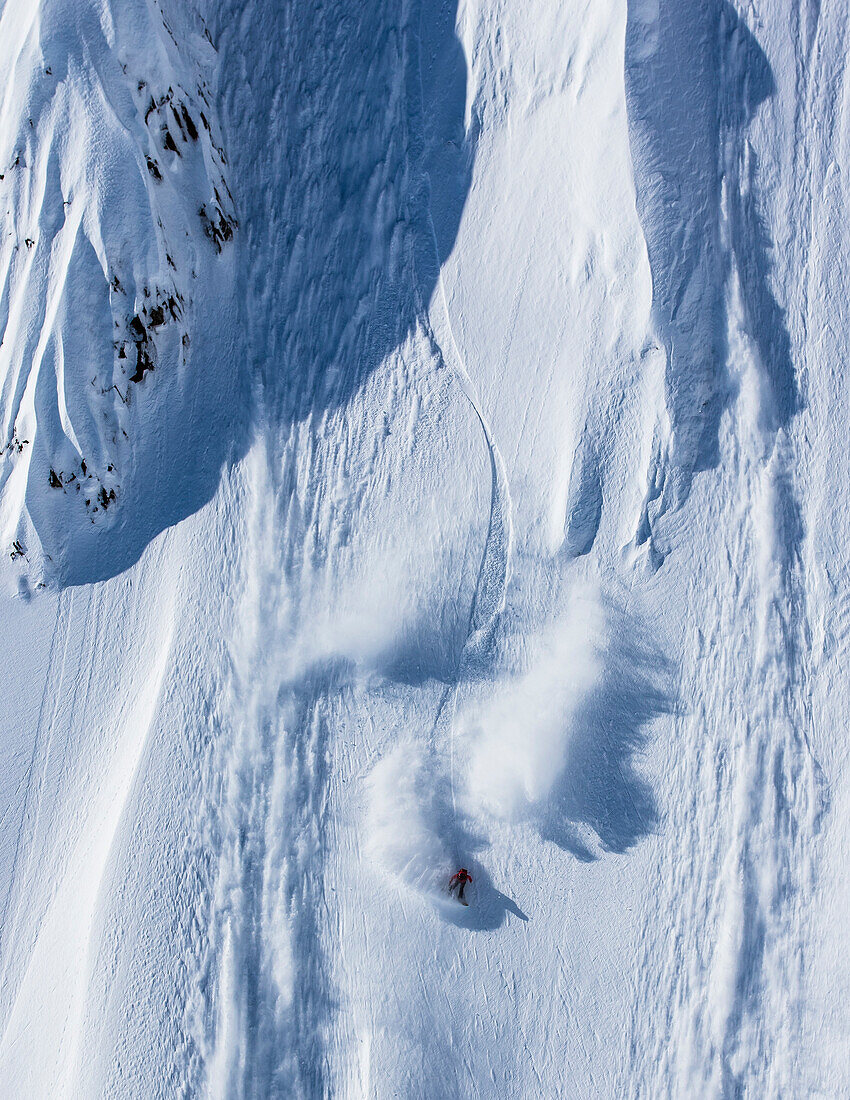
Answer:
[0,0,848,1096]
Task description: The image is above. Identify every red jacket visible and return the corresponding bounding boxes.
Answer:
[449,869,472,886]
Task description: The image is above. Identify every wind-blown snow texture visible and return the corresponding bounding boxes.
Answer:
[0,0,845,1096]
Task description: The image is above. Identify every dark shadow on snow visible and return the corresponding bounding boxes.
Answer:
[418,0,474,267]
[720,2,798,431]
[540,606,675,859]
[56,0,474,584]
[437,856,530,931]
[377,598,473,686]
[223,0,474,425]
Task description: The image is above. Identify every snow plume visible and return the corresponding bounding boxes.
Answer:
[366,743,451,899]
[284,573,405,685]
[462,587,605,822]
[270,533,419,690]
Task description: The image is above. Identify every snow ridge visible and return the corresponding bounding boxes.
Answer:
[625,4,825,1093]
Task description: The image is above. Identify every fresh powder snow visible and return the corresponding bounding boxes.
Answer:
[0,0,845,1096]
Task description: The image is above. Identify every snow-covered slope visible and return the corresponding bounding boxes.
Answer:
[0,0,242,587]
[0,0,847,1096]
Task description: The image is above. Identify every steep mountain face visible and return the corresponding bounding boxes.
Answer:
[0,0,241,586]
[1,0,849,1097]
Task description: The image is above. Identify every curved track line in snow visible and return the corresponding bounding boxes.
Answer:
[422,273,514,820]
[411,0,513,836]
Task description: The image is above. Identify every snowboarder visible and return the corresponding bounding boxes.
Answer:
[448,868,472,905]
